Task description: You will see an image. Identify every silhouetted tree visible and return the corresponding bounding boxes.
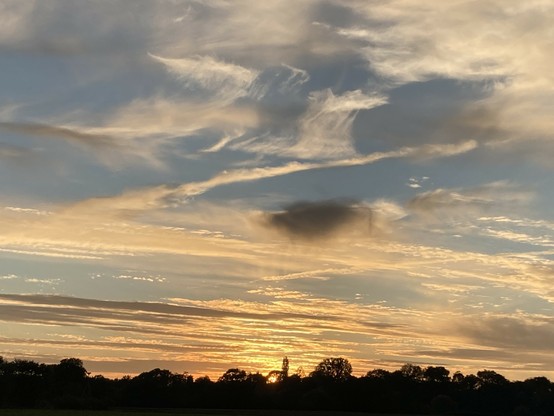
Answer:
[0,359,48,407]
[311,357,352,381]
[266,357,290,383]
[1,355,554,414]
[460,373,481,390]
[430,394,457,414]
[424,365,450,383]
[477,369,508,387]
[520,376,554,415]
[295,366,305,378]
[246,372,267,385]
[194,375,213,385]
[282,356,289,378]
[218,368,248,383]
[473,369,512,414]
[49,357,90,406]
[400,363,424,381]
[365,368,392,379]
[126,368,192,407]
[452,370,465,383]
[55,358,89,382]
[88,374,114,408]
[267,370,284,383]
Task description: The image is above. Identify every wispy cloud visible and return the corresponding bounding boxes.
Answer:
[289,89,387,159]
[261,267,359,282]
[176,139,476,199]
[99,97,259,142]
[4,206,50,215]
[0,122,117,148]
[0,121,166,168]
[232,89,387,159]
[340,0,554,160]
[150,54,259,103]
[0,142,32,159]
[249,64,310,100]
[66,139,475,217]
[408,181,534,216]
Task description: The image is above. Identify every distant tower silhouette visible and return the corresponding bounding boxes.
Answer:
[282,356,289,378]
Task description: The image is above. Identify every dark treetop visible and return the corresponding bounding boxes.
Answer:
[1,356,552,415]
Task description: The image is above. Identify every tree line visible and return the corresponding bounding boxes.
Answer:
[1,355,552,415]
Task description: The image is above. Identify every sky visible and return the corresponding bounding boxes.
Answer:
[1,0,554,381]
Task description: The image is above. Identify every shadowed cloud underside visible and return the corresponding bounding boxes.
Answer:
[263,200,371,240]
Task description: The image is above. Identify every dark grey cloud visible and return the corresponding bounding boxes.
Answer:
[417,348,514,361]
[0,294,326,331]
[456,316,554,352]
[0,122,117,148]
[0,1,155,57]
[263,199,371,240]
[312,1,362,29]
[0,336,232,355]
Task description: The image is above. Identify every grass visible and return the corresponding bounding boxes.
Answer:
[0,411,207,416]
[0,411,187,416]
[0,411,424,416]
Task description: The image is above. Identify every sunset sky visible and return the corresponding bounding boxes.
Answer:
[1,0,554,381]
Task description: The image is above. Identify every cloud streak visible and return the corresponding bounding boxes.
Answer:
[408,181,534,214]
[3,287,554,380]
[0,122,117,148]
[0,142,32,159]
[84,139,477,215]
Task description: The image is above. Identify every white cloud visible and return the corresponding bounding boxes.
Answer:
[248,63,310,100]
[408,181,534,215]
[340,0,554,158]
[368,199,408,237]
[199,130,247,153]
[234,89,387,159]
[261,268,353,282]
[150,53,258,103]
[287,89,387,159]
[4,206,50,215]
[0,274,18,280]
[114,274,166,283]
[100,97,259,140]
[279,64,310,91]
[344,1,517,83]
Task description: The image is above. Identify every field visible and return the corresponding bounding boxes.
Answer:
[0,410,422,416]
[0,411,196,416]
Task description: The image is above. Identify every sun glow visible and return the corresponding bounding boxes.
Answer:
[266,371,281,384]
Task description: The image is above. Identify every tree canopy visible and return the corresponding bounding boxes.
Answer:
[310,357,352,381]
[1,355,554,415]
